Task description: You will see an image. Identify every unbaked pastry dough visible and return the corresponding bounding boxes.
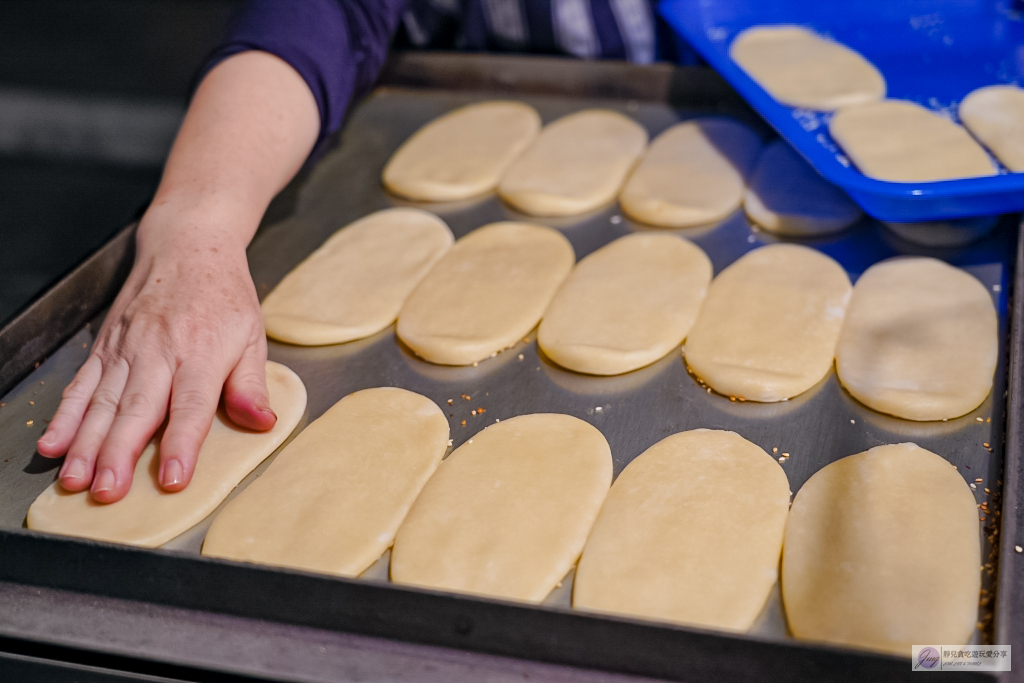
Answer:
[619,118,761,228]
[202,388,449,577]
[574,429,789,631]
[829,100,996,182]
[835,257,997,420]
[397,221,574,365]
[498,109,648,216]
[883,216,998,248]
[382,101,542,201]
[26,362,306,547]
[959,85,1024,172]
[782,443,979,655]
[729,26,885,110]
[538,233,712,375]
[390,413,612,603]
[683,244,851,401]
[262,208,453,346]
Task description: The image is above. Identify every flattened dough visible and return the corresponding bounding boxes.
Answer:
[729,26,885,110]
[391,414,612,603]
[498,109,648,216]
[959,85,1024,172]
[202,388,449,577]
[619,118,761,228]
[835,257,997,420]
[397,222,574,365]
[574,429,789,631]
[744,139,862,236]
[538,233,712,375]
[382,101,542,201]
[684,244,851,401]
[262,208,453,346]
[27,362,306,547]
[829,100,996,182]
[883,216,997,248]
[783,443,980,655]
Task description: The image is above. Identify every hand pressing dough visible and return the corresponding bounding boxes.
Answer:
[262,208,453,346]
[202,388,449,577]
[835,257,997,420]
[397,222,574,365]
[619,118,761,228]
[391,414,612,603]
[26,362,306,547]
[498,109,648,216]
[538,233,712,375]
[382,101,542,201]
[959,85,1024,172]
[729,26,885,110]
[684,244,851,401]
[782,443,980,655]
[574,429,789,632]
[829,100,996,182]
[744,139,862,236]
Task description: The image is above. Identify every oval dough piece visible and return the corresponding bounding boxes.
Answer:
[397,221,574,365]
[202,388,449,577]
[835,257,997,421]
[729,25,885,110]
[882,216,998,248]
[619,118,761,228]
[959,85,1024,172]
[26,362,306,547]
[382,101,542,201]
[782,443,980,655]
[829,100,996,182]
[262,208,453,346]
[684,244,851,401]
[538,233,712,375]
[574,429,789,632]
[498,109,648,216]
[744,139,862,236]
[391,413,612,603]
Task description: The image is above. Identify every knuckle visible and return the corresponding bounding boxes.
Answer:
[89,388,121,416]
[116,392,158,419]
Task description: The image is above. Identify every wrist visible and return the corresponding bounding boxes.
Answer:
[136,200,257,260]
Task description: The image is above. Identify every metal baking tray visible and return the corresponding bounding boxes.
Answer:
[0,53,1021,683]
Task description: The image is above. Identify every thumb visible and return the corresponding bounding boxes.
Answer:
[223,338,277,431]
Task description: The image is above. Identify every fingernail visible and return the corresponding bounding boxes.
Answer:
[256,399,276,419]
[162,459,183,487]
[92,468,115,494]
[61,458,85,481]
[38,432,54,448]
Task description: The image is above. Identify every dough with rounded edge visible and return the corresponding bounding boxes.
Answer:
[262,208,453,346]
[538,233,712,375]
[882,216,997,248]
[684,244,851,401]
[397,222,574,365]
[202,387,449,577]
[829,100,996,182]
[390,413,612,603]
[383,101,542,201]
[498,109,648,216]
[959,85,1024,172]
[26,362,306,547]
[619,118,761,228]
[729,25,885,110]
[782,443,979,655]
[744,139,862,236]
[835,257,997,421]
[574,429,789,631]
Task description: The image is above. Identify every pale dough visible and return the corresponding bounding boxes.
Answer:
[829,100,996,182]
[498,109,648,216]
[27,362,306,547]
[782,443,980,655]
[538,233,712,375]
[729,26,885,110]
[390,413,612,603]
[883,216,998,248]
[262,208,453,346]
[574,429,789,632]
[683,244,852,401]
[619,118,761,228]
[202,388,449,577]
[382,101,542,201]
[959,85,1024,171]
[835,257,997,421]
[744,139,862,236]
[397,222,574,365]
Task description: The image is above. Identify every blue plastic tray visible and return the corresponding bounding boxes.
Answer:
[659,0,1024,221]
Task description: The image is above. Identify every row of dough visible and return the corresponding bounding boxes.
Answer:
[27,374,981,657]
